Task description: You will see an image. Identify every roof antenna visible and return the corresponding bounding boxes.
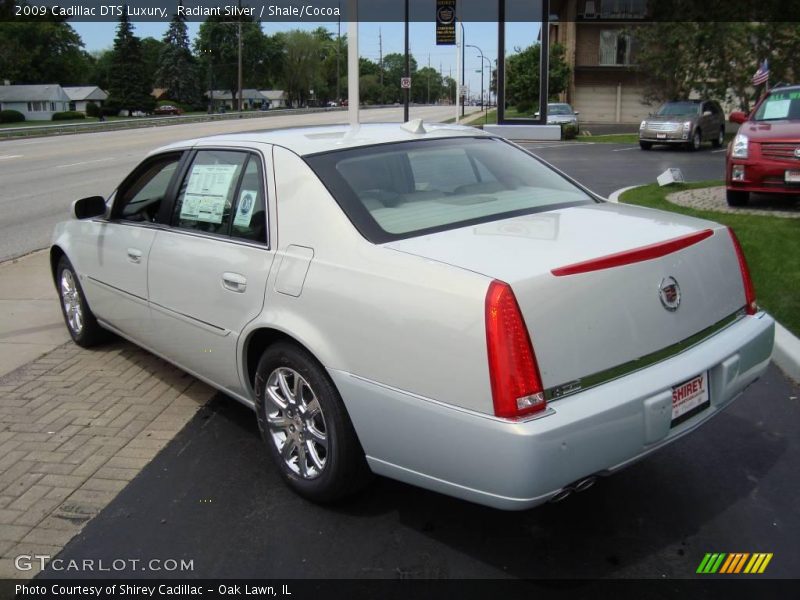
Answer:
[401,118,427,134]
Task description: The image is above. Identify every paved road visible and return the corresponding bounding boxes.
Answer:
[0,106,475,262]
[522,141,726,198]
[44,366,798,579]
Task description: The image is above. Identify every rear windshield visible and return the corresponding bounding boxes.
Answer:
[657,102,700,116]
[549,104,573,115]
[752,90,800,121]
[305,137,595,243]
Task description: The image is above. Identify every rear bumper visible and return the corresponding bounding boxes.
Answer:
[332,312,774,510]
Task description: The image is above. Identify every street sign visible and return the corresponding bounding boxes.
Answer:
[436,0,456,46]
[401,77,412,89]
[459,85,468,96]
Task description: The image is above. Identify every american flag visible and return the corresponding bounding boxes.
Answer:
[752,60,770,86]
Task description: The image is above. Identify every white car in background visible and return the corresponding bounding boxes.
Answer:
[51,123,774,509]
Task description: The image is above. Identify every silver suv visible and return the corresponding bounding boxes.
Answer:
[639,100,726,151]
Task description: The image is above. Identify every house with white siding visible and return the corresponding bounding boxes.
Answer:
[0,84,71,120]
[63,86,108,113]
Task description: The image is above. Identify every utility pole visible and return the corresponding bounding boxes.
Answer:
[237,17,243,112]
[379,28,384,105]
[427,54,430,105]
[403,0,409,121]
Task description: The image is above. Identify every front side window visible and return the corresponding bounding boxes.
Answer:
[306,137,595,243]
[114,153,182,222]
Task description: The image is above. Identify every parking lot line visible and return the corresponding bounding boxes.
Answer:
[612,147,639,152]
[0,155,22,160]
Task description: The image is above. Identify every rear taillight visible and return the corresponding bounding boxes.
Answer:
[727,227,757,315]
[485,280,545,418]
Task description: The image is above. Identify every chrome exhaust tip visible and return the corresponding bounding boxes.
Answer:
[574,476,597,493]
[549,488,573,503]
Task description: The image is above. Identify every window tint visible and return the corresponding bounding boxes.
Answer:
[116,154,181,222]
[306,137,594,243]
[231,157,267,243]
[172,150,247,235]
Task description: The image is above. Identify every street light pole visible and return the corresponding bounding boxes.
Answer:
[460,20,465,118]
[466,44,485,111]
[403,0,409,122]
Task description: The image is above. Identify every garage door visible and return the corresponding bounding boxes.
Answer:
[574,84,654,123]
[620,86,653,123]
[573,85,617,122]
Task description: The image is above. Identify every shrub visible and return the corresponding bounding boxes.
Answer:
[0,109,25,123]
[52,111,86,121]
[561,122,578,140]
[85,102,101,118]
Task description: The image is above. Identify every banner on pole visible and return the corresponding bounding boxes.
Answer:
[436,0,456,45]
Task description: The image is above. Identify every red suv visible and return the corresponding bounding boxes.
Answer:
[726,85,800,206]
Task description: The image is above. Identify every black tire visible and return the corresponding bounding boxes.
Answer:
[688,129,702,151]
[639,141,652,150]
[726,189,750,207]
[56,256,108,348]
[712,126,725,148]
[254,342,370,503]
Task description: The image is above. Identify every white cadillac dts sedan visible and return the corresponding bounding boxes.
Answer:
[51,123,774,509]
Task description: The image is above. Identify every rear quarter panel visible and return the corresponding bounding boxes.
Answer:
[244,146,495,413]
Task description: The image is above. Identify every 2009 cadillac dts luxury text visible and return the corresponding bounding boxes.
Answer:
[51,122,774,510]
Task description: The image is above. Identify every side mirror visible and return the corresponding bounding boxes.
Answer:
[703,110,712,117]
[574,110,580,115]
[729,111,748,124]
[73,196,106,220]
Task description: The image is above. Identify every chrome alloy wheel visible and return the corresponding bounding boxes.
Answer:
[60,270,84,335]
[265,367,328,479]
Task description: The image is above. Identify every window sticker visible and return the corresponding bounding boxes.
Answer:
[180,164,239,224]
[233,189,258,227]
[763,99,790,120]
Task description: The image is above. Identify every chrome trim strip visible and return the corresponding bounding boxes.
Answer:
[545,309,746,402]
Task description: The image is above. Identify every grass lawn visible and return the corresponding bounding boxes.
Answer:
[621,181,800,336]
[577,133,639,143]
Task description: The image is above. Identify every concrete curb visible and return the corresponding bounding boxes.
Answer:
[607,183,800,383]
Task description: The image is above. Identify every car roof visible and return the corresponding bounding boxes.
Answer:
[157,122,492,157]
[771,84,800,93]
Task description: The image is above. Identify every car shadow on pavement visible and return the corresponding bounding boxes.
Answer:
[41,365,794,580]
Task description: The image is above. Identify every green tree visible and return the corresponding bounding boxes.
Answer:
[277,30,322,107]
[412,67,444,104]
[87,49,114,91]
[504,42,570,113]
[382,53,417,104]
[107,10,155,113]
[155,5,201,106]
[0,19,91,84]
[195,16,265,109]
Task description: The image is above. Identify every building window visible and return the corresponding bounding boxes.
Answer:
[599,30,632,66]
[27,101,48,112]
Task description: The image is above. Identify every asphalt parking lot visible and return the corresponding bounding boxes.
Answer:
[33,140,799,581]
[522,141,727,198]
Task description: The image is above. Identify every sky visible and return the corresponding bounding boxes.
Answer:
[71,20,541,100]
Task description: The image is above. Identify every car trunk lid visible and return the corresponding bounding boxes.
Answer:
[385,202,747,390]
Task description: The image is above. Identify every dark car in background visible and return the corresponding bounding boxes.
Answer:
[639,100,725,151]
[726,85,800,206]
[154,105,183,116]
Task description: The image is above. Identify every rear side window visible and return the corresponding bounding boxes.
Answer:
[172,150,247,235]
[231,158,267,243]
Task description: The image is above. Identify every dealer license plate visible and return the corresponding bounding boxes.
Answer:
[785,170,800,183]
[671,372,710,427]
[657,133,667,139]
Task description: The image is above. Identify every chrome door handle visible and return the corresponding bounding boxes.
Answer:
[126,248,143,264]
[222,272,247,293]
